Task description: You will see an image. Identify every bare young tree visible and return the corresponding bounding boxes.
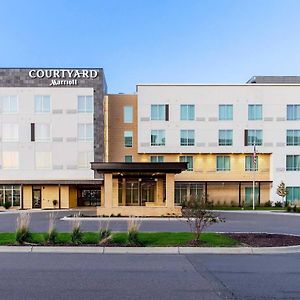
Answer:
[276,181,288,206]
[182,193,223,244]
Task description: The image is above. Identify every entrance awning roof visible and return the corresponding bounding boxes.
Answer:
[91,162,188,174]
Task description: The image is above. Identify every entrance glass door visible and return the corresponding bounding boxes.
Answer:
[140,181,155,205]
[32,186,42,208]
[126,180,139,206]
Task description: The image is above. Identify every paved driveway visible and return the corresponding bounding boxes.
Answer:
[0,210,300,234]
[0,252,299,299]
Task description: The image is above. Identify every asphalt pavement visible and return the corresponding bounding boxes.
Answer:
[0,252,299,299]
[0,209,300,235]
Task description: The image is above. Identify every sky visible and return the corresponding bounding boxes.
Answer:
[0,0,300,93]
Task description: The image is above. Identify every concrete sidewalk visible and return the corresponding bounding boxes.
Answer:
[0,245,299,254]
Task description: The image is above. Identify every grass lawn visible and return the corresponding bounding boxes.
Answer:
[0,232,239,247]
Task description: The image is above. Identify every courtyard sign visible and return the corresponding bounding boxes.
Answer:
[28,69,98,86]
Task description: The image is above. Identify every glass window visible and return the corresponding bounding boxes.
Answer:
[287,105,300,120]
[151,130,165,146]
[124,131,133,147]
[286,187,300,202]
[245,129,263,146]
[78,123,93,141]
[35,95,50,113]
[216,155,230,171]
[150,156,164,162]
[219,130,233,146]
[0,185,20,206]
[180,156,194,171]
[35,123,51,141]
[286,155,300,171]
[245,155,258,171]
[124,106,133,123]
[248,104,262,120]
[124,155,133,162]
[287,130,300,146]
[35,152,52,169]
[151,104,168,120]
[219,104,233,120]
[78,152,93,168]
[175,182,204,204]
[180,130,195,146]
[2,152,19,169]
[2,124,18,142]
[180,105,195,120]
[1,96,18,113]
[78,96,93,113]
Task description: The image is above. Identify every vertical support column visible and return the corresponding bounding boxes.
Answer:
[122,178,126,206]
[21,184,24,210]
[104,173,113,208]
[166,173,175,208]
[58,184,61,209]
[205,182,208,201]
[238,182,241,207]
[258,181,261,205]
[100,185,105,207]
[156,178,164,205]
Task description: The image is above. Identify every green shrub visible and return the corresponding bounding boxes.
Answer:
[274,201,283,208]
[16,213,31,244]
[71,215,83,245]
[287,205,292,212]
[45,212,58,244]
[99,228,111,240]
[71,227,83,245]
[44,229,58,244]
[264,201,272,207]
[296,207,300,213]
[127,217,142,246]
[293,205,297,213]
[3,201,11,209]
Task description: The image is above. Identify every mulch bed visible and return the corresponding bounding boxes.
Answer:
[225,233,300,247]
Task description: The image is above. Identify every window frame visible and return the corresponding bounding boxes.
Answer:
[34,95,51,113]
[287,105,300,120]
[124,106,133,123]
[245,155,258,171]
[218,129,233,146]
[180,104,195,121]
[1,95,18,114]
[124,131,133,148]
[180,129,195,146]
[77,123,93,141]
[179,155,194,171]
[219,104,233,121]
[248,104,262,120]
[151,130,166,146]
[77,95,93,113]
[286,155,300,171]
[287,130,300,146]
[216,155,231,171]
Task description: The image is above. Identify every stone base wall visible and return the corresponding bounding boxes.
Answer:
[97,206,182,217]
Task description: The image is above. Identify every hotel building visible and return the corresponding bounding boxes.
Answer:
[0,69,299,216]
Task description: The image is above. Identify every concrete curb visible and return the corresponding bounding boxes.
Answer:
[0,245,299,254]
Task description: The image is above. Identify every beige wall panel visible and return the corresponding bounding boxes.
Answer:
[60,186,70,208]
[23,185,32,209]
[69,186,77,208]
[42,186,59,209]
[112,178,119,207]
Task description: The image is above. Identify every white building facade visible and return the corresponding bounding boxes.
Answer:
[137,82,300,204]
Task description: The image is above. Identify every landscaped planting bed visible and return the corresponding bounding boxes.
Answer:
[225,233,300,247]
[0,232,239,247]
